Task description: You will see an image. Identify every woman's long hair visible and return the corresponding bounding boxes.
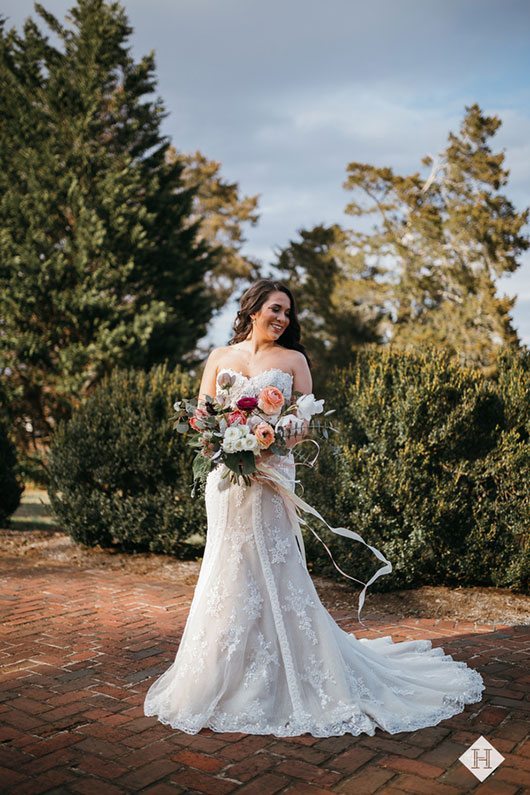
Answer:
[227,279,312,369]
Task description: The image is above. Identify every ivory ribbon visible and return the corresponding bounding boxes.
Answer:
[253,458,392,626]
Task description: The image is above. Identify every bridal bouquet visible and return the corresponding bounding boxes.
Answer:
[173,372,337,494]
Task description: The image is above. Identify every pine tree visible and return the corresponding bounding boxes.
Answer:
[343,103,529,370]
[0,1,218,451]
[274,224,389,391]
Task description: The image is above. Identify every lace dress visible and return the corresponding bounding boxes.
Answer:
[143,367,485,737]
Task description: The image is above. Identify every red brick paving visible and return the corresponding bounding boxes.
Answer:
[0,562,528,793]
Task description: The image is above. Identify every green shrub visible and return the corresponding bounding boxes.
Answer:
[300,345,529,594]
[0,415,24,526]
[468,347,530,591]
[492,346,530,439]
[47,364,205,556]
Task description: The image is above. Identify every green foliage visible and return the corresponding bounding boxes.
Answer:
[45,347,528,590]
[0,1,218,452]
[274,224,389,395]
[343,104,529,369]
[0,409,24,526]
[276,106,529,379]
[47,364,206,555]
[299,346,529,594]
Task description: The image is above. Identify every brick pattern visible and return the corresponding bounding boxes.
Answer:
[0,564,528,793]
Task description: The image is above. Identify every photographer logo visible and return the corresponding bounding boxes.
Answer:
[459,735,505,782]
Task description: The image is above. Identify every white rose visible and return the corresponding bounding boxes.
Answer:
[223,426,244,452]
[221,438,234,453]
[223,427,239,442]
[296,393,324,421]
[244,434,260,452]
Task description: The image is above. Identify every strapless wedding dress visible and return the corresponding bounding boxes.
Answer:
[143,367,484,737]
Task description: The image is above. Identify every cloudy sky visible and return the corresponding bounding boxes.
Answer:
[4,0,530,346]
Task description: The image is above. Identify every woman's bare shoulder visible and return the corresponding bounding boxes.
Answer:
[287,349,307,364]
[206,345,232,361]
[285,349,309,370]
[204,345,237,374]
[263,348,307,376]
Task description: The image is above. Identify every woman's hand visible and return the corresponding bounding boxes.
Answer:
[257,418,309,460]
[284,418,309,449]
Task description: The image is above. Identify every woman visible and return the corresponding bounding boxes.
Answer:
[143,278,484,737]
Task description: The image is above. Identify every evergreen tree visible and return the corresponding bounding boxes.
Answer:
[0,1,218,451]
[343,103,529,370]
[0,417,24,527]
[274,224,389,392]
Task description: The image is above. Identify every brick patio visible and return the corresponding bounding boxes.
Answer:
[0,561,528,794]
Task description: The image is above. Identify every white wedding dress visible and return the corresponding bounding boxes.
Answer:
[143,367,485,737]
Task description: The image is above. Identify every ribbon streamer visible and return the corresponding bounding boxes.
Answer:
[253,458,392,626]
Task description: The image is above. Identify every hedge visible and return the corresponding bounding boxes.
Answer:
[47,364,206,556]
[47,347,529,593]
[299,345,529,593]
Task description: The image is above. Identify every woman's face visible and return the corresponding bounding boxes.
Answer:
[250,290,291,340]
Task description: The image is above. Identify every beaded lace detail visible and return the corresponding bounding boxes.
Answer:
[144,368,485,737]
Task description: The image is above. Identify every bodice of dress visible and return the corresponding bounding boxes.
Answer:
[216,367,293,408]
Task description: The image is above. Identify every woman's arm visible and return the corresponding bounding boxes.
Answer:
[197,348,222,407]
[291,351,312,398]
[284,352,312,449]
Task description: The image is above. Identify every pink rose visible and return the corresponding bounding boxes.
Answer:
[253,422,275,449]
[189,407,209,431]
[236,395,259,411]
[227,409,247,426]
[258,386,285,415]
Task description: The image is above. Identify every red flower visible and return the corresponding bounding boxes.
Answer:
[236,395,259,411]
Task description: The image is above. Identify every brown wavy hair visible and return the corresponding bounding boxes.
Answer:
[227,279,312,368]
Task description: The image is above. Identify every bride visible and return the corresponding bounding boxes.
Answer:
[143,278,484,737]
